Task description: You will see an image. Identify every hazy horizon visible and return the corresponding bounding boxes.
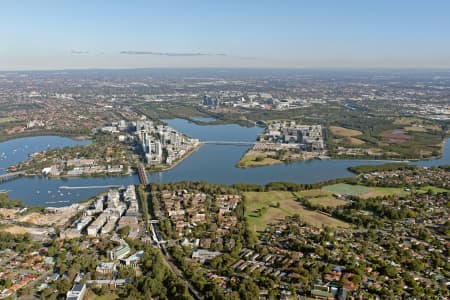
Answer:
[2,0,450,70]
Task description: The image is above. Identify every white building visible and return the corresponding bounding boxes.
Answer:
[66,283,86,300]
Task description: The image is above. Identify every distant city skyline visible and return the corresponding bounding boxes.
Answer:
[1,0,450,70]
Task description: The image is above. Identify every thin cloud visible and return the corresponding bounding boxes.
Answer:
[71,50,90,55]
[120,50,227,57]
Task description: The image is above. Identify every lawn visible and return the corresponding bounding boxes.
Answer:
[336,136,365,145]
[393,117,423,126]
[322,184,369,195]
[295,189,347,207]
[244,191,349,232]
[322,184,408,199]
[404,126,427,133]
[0,117,16,124]
[329,126,362,137]
[415,186,450,194]
[237,150,281,168]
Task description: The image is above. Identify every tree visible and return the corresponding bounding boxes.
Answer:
[118,225,131,238]
[238,278,260,300]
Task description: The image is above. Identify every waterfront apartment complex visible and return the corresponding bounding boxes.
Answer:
[135,119,199,165]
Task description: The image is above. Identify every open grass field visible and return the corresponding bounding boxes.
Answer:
[404,126,428,133]
[244,191,349,232]
[322,183,408,199]
[294,189,347,207]
[0,224,27,234]
[393,117,421,125]
[336,136,365,145]
[394,118,441,132]
[347,137,365,145]
[0,117,16,124]
[237,150,282,168]
[414,186,450,194]
[329,126,362,137]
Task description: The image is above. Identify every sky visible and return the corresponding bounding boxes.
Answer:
[1,0,450,70]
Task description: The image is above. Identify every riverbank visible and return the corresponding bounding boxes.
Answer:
[236,149,284,168]
[147,143,203,172]
[237,148,328,168]
[0,131,91,143]
[236,144,448,169]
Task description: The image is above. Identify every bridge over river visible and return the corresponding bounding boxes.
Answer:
[200,141,255,146]
[0,171,26,184]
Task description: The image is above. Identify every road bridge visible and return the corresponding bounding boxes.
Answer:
[0,171,26,184]
[137,163,149,185]
[200,141,255,146]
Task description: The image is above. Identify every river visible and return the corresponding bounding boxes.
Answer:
[148,119,450,184]
[0,121,449,206]
[0,136,138,206]
[0,136,90,175]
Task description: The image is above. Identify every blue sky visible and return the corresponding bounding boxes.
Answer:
[1,0,450,70]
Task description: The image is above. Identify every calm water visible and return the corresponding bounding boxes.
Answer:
[0,136,90,175]
[163,118,261,142]
[150,119,450,184]
[148,119,450,184]
[0,175,138,207]
[189,116,217,122]
[0,136,137,206]
[1,121,449,206]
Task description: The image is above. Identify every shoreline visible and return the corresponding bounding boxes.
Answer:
[147,143,203,173]
[1,144,203,182]
[235,148,446,169]
[0,132,92,143]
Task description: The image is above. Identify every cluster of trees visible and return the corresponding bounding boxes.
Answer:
[16,132,130,175]
[169,246,263,300]
[231,178,357,193]
[349,196,416,220]
[326,111,446,160]
[348,163,412,174]
[0,192,23,208]
[329,195,417,229]
[41,237,194,300]
[150,181,239,195]
[150,182,256,249]
[0,232,34,252]
[0,128,91,143]
[118,245,192,299]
